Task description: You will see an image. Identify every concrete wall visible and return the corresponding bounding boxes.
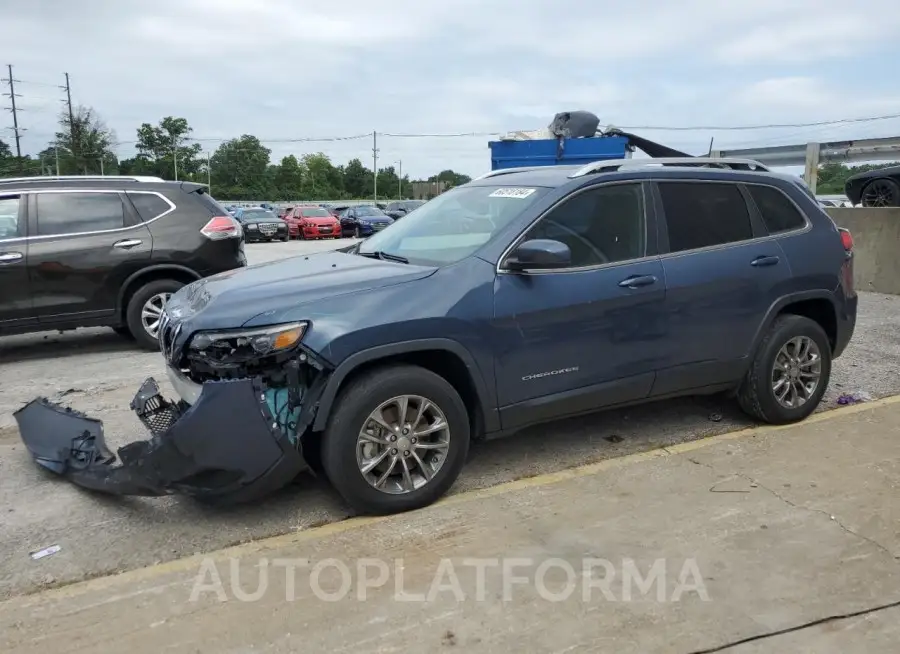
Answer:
[826,208,900,295]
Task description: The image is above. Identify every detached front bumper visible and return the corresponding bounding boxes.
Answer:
[14,377,308,504]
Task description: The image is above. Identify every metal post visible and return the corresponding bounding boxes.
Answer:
[173,149,178,181]
[100,157,104,176]
[206,151,211,191]
[372,131,378,201]
[55,146,60,176]
[804,142,820,194]
[397,159,402,199]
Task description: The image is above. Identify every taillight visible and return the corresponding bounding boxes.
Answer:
[839,228,853,251]
[201,216,242,240]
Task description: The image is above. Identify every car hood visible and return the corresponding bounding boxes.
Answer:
[165,251,437,330]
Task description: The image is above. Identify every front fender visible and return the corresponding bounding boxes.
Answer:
[311,338,498,433]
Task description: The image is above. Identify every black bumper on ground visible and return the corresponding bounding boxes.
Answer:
[14,377,308,504]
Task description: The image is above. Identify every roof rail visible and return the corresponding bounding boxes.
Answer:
[0,175,166,184]
[473,166,556,181]
[569,157,770,178]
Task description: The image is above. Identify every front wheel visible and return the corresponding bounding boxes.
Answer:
[861,178,900,207]
[125,279,185,351]
[737,314,832,424]
[321,365,470,515]
[354,226,361,238]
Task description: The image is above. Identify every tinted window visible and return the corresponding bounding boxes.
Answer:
[0,196,21,239]
[127,192,171,222]
[356,206,383,217]
[524,183,645,267]
[241,209,275,221]
[748,185,806,233]
[36,192,125,236]
[658,182,752,253]
[300,208,331,217]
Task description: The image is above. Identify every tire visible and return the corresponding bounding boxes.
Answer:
[321,364,470,515]
[125,279,185,351]
[737,314,832,424]
[860,178,900,208]
[354,226,361,238]
[281,234,290,242]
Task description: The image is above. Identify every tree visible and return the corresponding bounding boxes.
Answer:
[301,153,341,198]
[343,158,368,198]
[52,105,118,175]
[135,116,203,179]
[0,139,11,159]
[274,155,303,198]
[210,135,271,199]
[428,169,471,189]
[376,166,401,200]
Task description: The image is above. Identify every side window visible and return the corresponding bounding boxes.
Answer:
[127,192,171,222]
[747,185,806,234]
[36,192,126,236]
[658,182,753,253]
[0,196,21,239]
[524,183,646,267]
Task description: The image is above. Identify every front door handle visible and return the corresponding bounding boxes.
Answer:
[114,239,143,249]
[751,255,780,267]
[0,251,23,263]
[618,274,658,289]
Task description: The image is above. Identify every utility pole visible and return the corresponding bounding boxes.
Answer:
[54,145,60,176]
[173,149,178,181]
[372,131,378,201]
[206,151,211,191]
[2,64,23,159]
[62,72,77,169]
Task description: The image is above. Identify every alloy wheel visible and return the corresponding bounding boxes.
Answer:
[771,336,822,409]
[140,292,172,338]
[355,395,451,494]
[862,180,898,207]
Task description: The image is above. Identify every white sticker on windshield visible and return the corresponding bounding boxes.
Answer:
[489,187,536,199]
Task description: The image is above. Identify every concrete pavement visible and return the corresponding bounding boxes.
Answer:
[2,396,899,653]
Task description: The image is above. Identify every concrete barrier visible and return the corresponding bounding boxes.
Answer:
[826,208,900,295]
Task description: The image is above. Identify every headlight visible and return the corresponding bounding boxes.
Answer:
[188,322,308,362]
[247,224,258,230]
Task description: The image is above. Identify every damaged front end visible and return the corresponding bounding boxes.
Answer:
[14,322,331,505]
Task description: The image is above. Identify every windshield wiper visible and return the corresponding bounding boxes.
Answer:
[358,250,409,264]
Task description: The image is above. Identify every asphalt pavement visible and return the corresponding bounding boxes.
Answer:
[1,239,898,600]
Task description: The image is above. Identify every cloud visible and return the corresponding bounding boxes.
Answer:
[2,0,899,177]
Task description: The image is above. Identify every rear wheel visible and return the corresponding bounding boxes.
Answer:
[321,365,470,515]
[125,279,185,351]
[354,226,361,238]
[737,315,832,424]
[861,178,900,207]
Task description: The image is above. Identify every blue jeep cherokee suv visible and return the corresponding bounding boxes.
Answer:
[17,158,857,515]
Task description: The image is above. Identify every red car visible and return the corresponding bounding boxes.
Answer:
[283,205,343,239]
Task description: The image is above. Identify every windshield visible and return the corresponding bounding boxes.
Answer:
[402,201,425,210]
[241,209,275,221]
[300,208,331,217]
[358,184,548,265]
[356,206,384,217]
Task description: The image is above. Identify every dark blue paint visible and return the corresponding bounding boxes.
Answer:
[162,165,858,437]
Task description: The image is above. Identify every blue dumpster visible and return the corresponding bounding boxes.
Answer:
[488,136,630,171]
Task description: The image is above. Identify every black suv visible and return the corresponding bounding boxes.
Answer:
[0,175,246,350]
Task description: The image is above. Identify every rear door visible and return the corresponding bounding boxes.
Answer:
[651,179,791,395]
[0,193,34,327]
[27,190,152,325]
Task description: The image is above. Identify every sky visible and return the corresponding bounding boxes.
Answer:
[4,0,900,178]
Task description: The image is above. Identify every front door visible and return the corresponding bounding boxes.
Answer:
[0,193,34,328]
[27,190,153,325]
[492,181,668,431]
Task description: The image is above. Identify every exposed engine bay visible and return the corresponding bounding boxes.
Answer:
[14,345,331,505]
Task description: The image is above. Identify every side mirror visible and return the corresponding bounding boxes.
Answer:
[505,239,571,271]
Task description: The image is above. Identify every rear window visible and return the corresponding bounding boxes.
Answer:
[127,192,171,222]
[300,208,331,217]
[192,188,232,217]
[748,185,807,233]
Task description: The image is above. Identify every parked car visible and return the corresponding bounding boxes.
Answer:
[845,165,900,207]
[283,205,342,239]
[233,207,289,242]
[0,175,245,350]
[339,205,394,237]
[385,200,425,219]
[325,204,348,219]
[22,158,857,513]
[278,206,294,219]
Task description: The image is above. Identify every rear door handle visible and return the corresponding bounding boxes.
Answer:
[618,274,658,289]
[114,239,143,249]
[751,255,780,267]
[0,251,23,263]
